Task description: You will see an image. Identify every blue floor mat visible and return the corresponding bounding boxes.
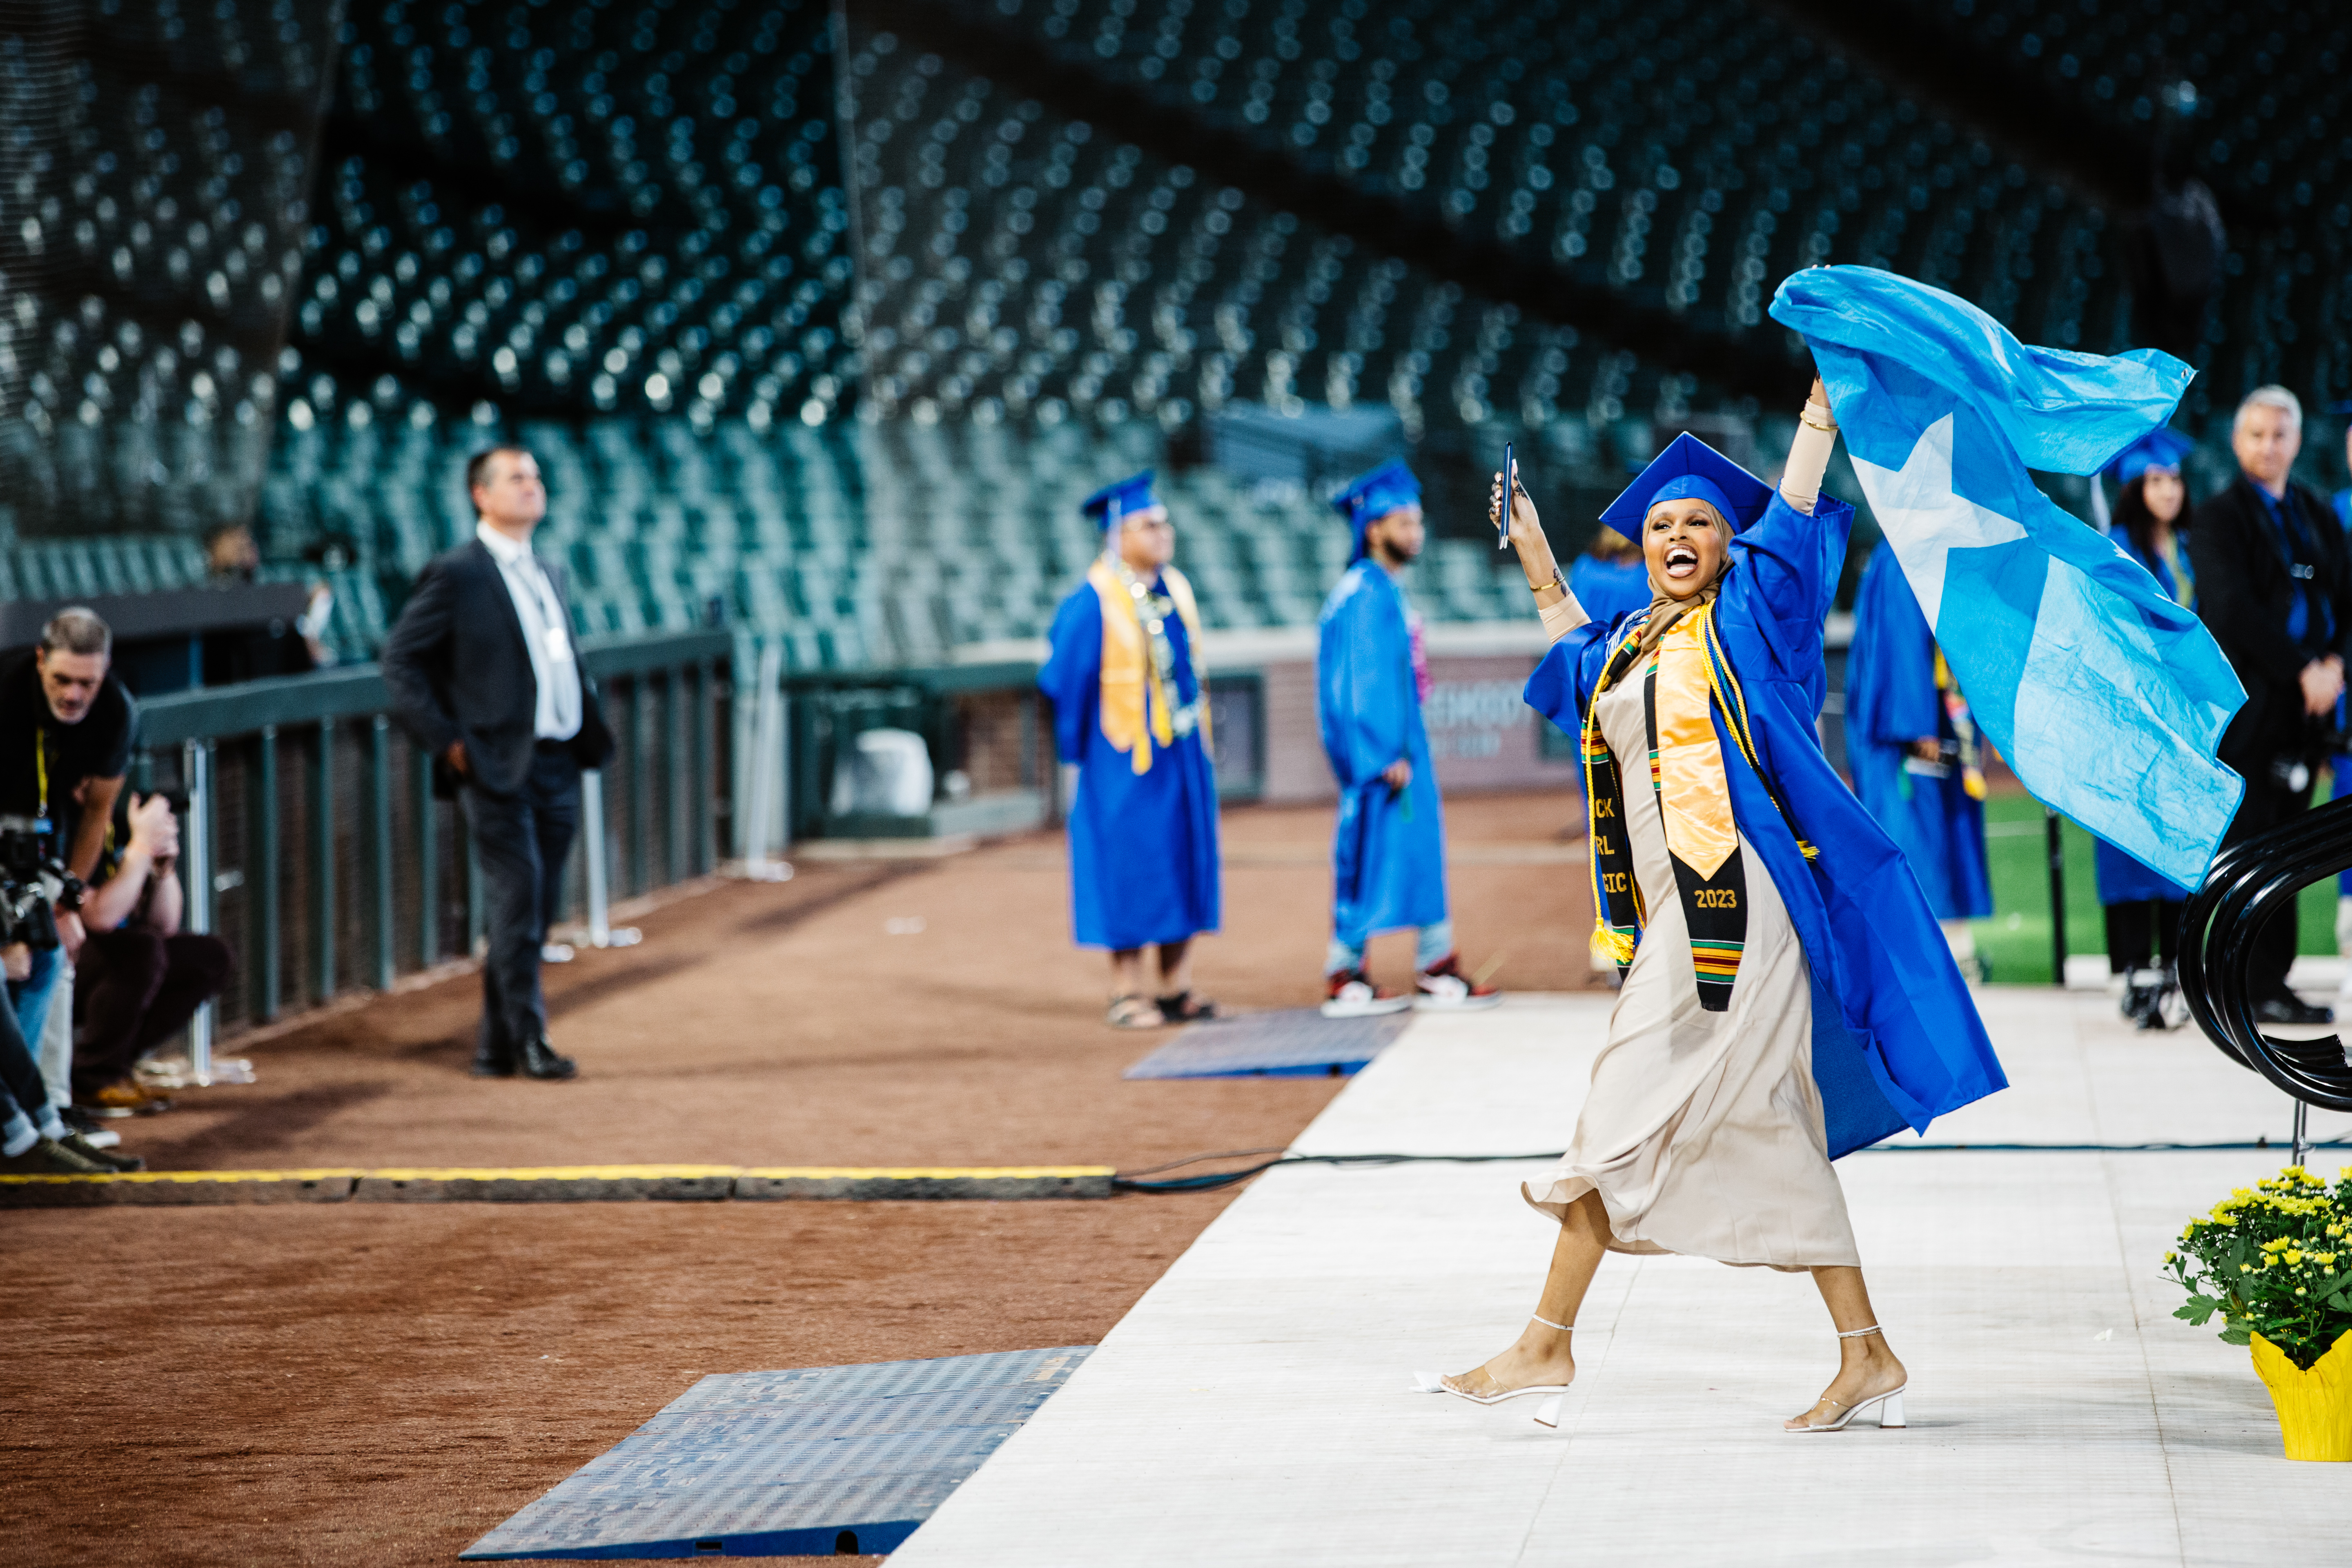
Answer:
[461,1347,1092,1559]
[1123,1007,1415,1080]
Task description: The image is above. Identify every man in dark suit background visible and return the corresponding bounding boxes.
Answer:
[383,447,614,1079]
[2188,385,2352,1025]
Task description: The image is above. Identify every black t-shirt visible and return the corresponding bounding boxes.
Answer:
[0,650,138,853]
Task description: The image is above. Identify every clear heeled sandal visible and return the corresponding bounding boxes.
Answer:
[1784,1323,1908,1433]
[1414,1316,1576,1426]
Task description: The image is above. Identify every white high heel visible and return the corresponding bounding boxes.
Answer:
[1414,1316,1575,1408]
[1784,1323,1908,1433]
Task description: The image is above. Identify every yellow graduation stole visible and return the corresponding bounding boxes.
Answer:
[1089,558,1208,775]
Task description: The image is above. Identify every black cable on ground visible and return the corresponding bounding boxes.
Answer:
[1110,1139,2352,1194]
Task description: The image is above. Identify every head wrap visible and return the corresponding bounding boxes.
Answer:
[1331,459,1421,564]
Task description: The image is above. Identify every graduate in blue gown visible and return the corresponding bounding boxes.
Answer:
[1519,425,2004,1157]
[1037,472,1223,1029]
[1842,540,1993,976]
[1431,379,2005,1432]
[2091,428,2198,1025]
[1567,526,1653,626]
[1315,461,1498,1017]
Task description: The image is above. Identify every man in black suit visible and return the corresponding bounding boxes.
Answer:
[383,446,613,1079]
[2188,385,2352,1025]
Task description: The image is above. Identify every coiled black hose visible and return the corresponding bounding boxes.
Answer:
[2179,793,2352,1115]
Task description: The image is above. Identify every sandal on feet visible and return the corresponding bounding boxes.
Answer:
[1156,989,1220,1023]
[1784,1384,1907,1432]
[1784,1323,1908,1432]
[1412,1316,1575,1411]
[1413,1368,1573,1405]
[1105,995,1165,1030]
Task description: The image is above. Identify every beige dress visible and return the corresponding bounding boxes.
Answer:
[1521,666,1860,1270]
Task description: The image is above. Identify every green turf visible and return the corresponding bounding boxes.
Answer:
[1972,794,2339,986]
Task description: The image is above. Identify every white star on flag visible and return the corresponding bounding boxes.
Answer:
[1848,413,2025,633]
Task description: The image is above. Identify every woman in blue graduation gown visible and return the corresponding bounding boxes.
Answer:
[1425,378,2004,1435]
[1567,524,1653,625]
[1315,460,1497,1016]
[2094,429,2197,1025]
[1843,541,1994,945]
[1037,472,1223,1028]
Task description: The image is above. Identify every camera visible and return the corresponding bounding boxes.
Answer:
[2267,725,2352,795]
[0,814,83,951]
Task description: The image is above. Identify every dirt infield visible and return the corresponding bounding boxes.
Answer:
[6,793,1594,1566]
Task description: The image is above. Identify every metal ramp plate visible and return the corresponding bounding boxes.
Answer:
[1123,1007,1414,1080]
[460,1347,1093,1560]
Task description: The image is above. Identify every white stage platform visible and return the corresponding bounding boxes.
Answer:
[895,990,2352,1568]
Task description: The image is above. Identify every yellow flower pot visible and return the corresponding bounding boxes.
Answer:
[2250,1331,2352,1461]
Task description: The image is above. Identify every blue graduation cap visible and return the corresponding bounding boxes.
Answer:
[2103,426,2192,487]
[1599,432,1774,541]
[1082,470,1159,532]
[1332,459,1421,562]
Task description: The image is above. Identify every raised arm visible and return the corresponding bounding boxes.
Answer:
[1491,469,1591,646]
[1779,375,1838,515]
[1729,376,1855,645]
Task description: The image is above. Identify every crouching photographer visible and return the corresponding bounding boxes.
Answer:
[70,787,230,1114]
[0,817,133,1172]
[0,607,138,1107]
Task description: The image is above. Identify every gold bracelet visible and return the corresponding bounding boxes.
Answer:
[1529,570,1566,595]
[1800,401,1837,432]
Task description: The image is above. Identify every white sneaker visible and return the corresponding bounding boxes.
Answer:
[542,942,576,964]
[1413,956,1502,1011]
[1321,972,1411,1019]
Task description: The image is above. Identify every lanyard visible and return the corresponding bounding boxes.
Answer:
[34,725,47,820]
[2256,487,2331,650]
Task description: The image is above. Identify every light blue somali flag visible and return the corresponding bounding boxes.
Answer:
[1771,265,2245,890]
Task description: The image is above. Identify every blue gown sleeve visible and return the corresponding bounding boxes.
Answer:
[1846,548,1943,746]
[1734,495,1851,636]
[1523,612,1618,733]
[1317,570,1407,788]
[1038,586,1102,764]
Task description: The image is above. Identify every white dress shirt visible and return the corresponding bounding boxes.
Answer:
[476,522,583,742]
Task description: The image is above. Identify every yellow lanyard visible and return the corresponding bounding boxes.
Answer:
[33,726,47,820]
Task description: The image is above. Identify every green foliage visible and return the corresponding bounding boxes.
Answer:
[2167,1166,2352,1370]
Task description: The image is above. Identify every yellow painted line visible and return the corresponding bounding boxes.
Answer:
[737,1166,1115,1180]
[0,1169,367,1185]
[0,1163,1116,1186]
[359,1165,742,1180]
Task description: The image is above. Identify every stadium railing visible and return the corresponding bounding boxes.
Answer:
[131,627,733,1077]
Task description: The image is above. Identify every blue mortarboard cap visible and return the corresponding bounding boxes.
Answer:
[1081,470,1159,532]
[2102,427,2193,487]
[1598,432,1773,541]
[1332,459,1420,562]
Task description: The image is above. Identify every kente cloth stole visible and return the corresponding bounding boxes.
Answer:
[1089,559,1209,775]
[1581,602,1816,1012]
[1931,648,1989,802]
